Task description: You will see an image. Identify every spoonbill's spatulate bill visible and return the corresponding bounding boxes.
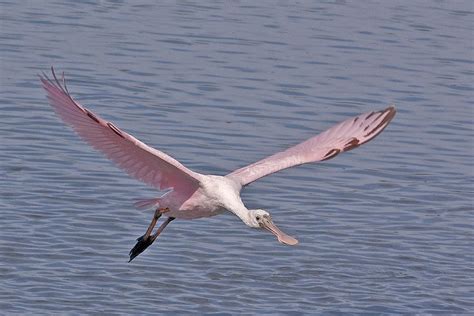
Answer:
[40,67,396,262]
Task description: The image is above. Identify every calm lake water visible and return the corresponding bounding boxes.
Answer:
[1,1,473,314]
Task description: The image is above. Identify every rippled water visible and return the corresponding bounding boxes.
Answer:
[1,1,473,314]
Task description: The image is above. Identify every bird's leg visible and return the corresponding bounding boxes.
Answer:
[151,216,175,240]
[143,208,163,240]
[129,208,170,262]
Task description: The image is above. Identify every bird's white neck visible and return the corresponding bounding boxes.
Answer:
[228,204,253,226]
[202,175,254,226]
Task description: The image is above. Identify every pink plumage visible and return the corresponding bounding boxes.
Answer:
[40,69,201,200]
[228,106,396,186]
[41,67,396,261]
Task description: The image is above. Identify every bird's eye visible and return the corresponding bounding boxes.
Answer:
[256,216,261,221]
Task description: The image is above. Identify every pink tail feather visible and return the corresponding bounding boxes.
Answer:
[133,198,161,210]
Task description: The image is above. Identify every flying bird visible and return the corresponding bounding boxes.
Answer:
[40,67,396,262]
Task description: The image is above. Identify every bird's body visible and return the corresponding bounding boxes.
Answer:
[40,67,396,261]
[162,175,242,220]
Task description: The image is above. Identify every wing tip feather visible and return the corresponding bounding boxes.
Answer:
[363,105,396,139]
[322,148,341,161]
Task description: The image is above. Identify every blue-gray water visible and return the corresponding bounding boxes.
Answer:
[1,1,473,314]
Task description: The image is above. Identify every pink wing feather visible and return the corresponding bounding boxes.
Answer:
[40,68,202,195]
[228,106,396,186]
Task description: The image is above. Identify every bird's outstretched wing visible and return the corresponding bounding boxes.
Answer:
[41,68,202,194]
[228,106,396,186]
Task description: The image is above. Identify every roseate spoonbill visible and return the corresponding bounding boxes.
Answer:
[40,67,396,262]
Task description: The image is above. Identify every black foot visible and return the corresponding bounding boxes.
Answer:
[128,234,156,262]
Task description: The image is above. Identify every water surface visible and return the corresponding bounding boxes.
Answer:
[1,1,473,314]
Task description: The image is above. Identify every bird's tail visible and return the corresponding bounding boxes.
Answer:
[133,197,162,210]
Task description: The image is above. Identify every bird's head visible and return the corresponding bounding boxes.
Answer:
[248,209,299,246]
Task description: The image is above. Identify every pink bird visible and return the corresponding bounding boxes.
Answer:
[40,67,396,262]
